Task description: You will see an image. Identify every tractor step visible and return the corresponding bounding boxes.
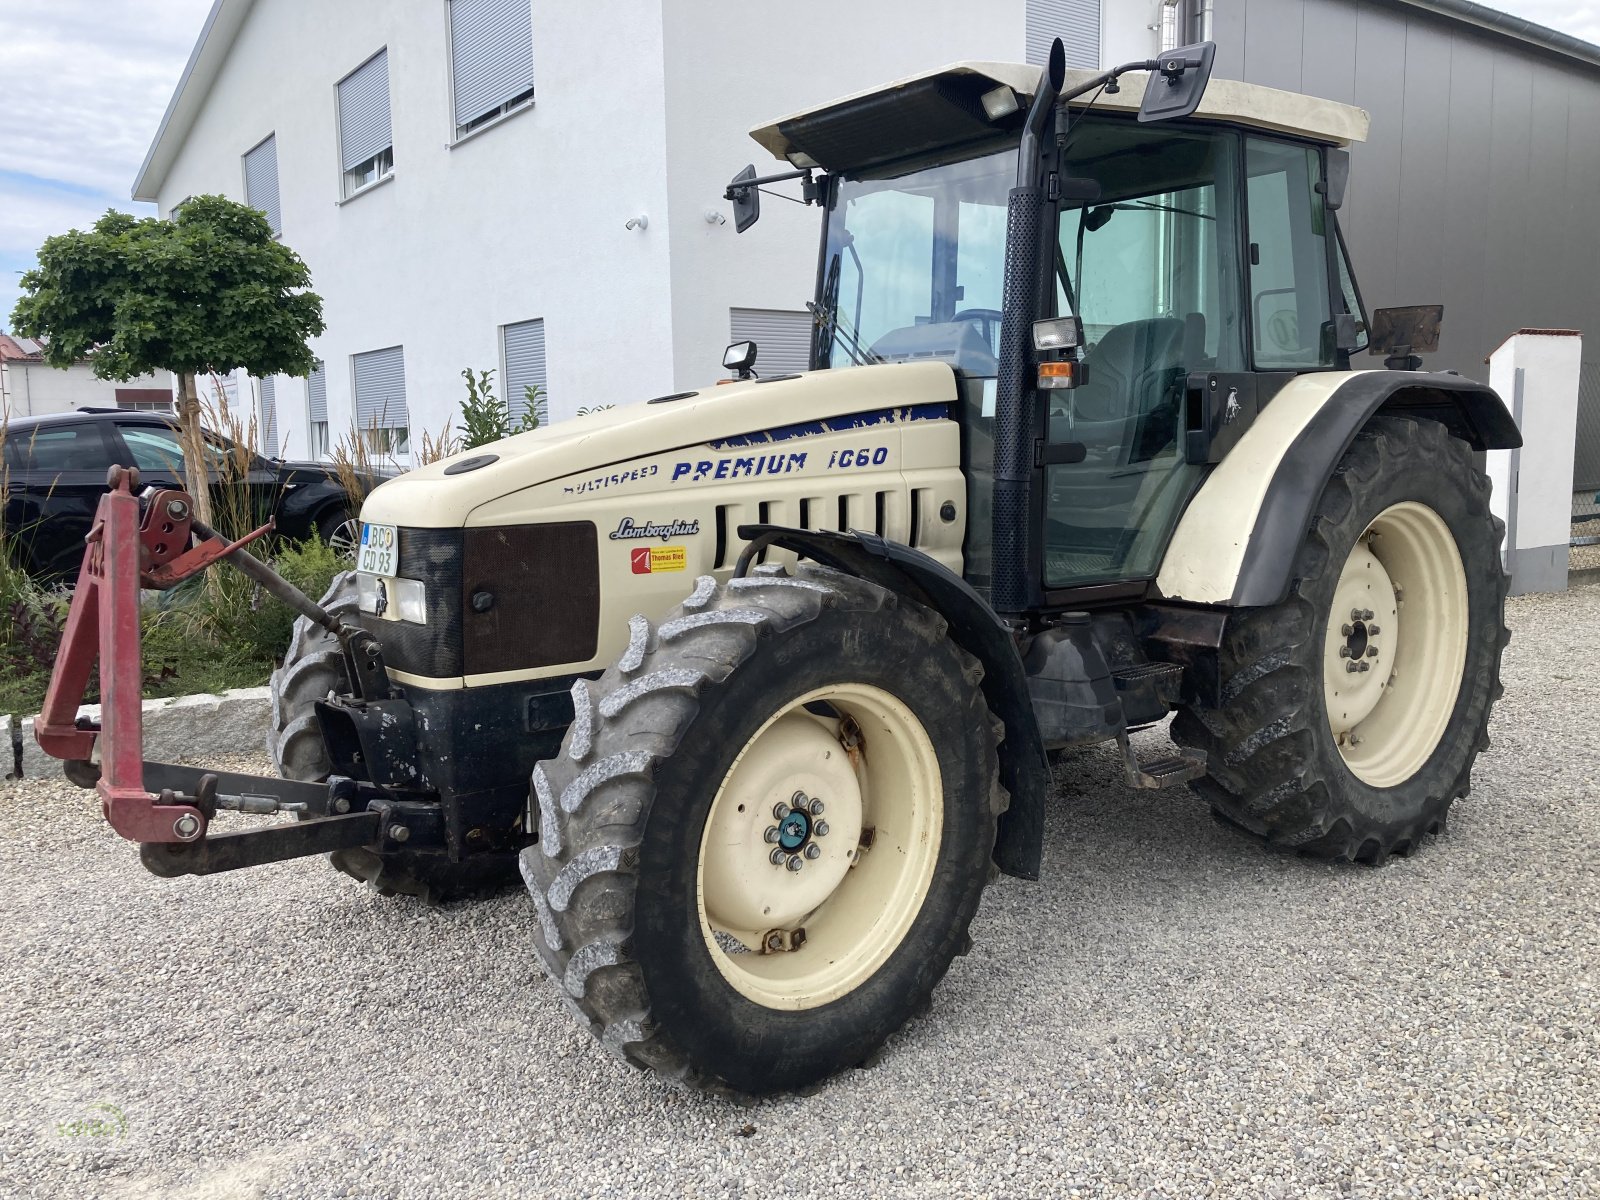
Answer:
[1116,731,1207,790]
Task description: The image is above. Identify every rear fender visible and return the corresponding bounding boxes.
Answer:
[741,525,1050,881]
[1158,371,1519,607]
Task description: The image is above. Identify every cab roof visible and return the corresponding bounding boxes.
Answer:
[750,61,1370,174]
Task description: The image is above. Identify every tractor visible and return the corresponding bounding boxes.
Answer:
[37,40,1517,1096]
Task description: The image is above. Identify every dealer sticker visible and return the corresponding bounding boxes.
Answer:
[630,545,688,574]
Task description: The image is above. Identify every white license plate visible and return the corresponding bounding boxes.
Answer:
[357,522,397,576]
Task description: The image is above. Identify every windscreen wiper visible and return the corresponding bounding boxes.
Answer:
[806,300,881,367]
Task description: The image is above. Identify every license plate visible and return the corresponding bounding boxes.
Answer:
[357,522,397,576]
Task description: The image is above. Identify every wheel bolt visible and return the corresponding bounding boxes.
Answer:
[1346,662,1360,673]
[1338,646,1352,658]
[1350,608,1363,620]
[804,844,821,860]
[1366,646,1379,658]
[786,855,804,872]
[1367,624,1380,635]
[1357,662,1370,673]
[1340,623,1354,636]
[773,803,789,820]
[791,791,809,808]
[815,820,829,837]
[770,847,787,866]
[809,799,824,816]
[1360,609,1374,620]
[764,826,781,843]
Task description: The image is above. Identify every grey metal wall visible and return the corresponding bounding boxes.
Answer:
[1206,0,1600,405]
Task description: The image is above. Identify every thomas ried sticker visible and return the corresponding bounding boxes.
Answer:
[630,546,688,574]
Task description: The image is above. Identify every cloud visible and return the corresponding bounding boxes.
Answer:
[0,0,212,326]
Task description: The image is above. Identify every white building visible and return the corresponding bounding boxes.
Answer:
[0,334,172,418]
[133,0,1148,462]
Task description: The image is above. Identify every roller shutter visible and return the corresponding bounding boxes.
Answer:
[338,50,392,171]
[352,346,408,431]
[502,318,548,424]
[1025,0,1100,70]
[729,308,812,377]
[242,135,281,234]
[450,0,535,130]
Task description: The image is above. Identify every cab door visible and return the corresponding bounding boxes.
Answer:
[1042,120,1245,592]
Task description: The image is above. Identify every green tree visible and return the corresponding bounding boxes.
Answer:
[9,196,325,524]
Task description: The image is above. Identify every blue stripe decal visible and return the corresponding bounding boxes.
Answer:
[708,403,952,450]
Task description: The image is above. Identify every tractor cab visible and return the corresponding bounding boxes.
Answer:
[738,53,1372,600]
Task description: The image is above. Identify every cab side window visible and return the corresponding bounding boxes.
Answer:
[1246,139,1333,369]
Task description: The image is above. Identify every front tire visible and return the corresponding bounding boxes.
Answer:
[523,565,1006,1094]
[1172,416,1509,862]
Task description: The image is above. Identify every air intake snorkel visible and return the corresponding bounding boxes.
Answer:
[988,38,1065,615]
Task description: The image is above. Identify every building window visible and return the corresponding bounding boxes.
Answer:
[449,0,535,140]
[307,360,329,457]
[729,308,813,377]
[259,376,281,458]
[1025,0,1099,70]
[337,49,394,199]
[114,387,173,412]
[242,134,281,235]
[351,345,409,458]
[501,318,548,426]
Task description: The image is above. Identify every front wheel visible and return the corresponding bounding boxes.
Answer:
[522,565,1006,1094]
[1173,416,1509,862]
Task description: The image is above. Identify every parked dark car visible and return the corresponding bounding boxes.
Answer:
[2,409,372,581]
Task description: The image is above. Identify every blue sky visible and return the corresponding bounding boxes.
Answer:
[1,0,1598,330]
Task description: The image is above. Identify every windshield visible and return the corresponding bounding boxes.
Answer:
[818,145,1016,374]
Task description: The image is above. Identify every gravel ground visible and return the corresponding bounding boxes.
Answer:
[2,586,1597,1200]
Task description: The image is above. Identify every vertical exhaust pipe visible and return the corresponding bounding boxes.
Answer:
[989,38,1065,615]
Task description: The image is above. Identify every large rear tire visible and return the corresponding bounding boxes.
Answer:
[268,571,518,901]
[1172,416,1509,863]
[522,565,1007,1094]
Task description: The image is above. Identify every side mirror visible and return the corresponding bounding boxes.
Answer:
[1137,41,1217,123]
[724,340,758,380]
[728,165,760,233]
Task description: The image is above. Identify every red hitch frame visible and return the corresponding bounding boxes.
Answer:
[35,467,272,844]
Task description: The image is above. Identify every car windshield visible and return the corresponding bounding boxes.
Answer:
[818,144,1016,375]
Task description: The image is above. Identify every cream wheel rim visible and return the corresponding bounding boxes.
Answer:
[696,683,943,1010]
[1323,501,1468,787]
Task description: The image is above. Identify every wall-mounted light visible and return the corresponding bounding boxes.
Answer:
[625,215,648,231]
[704,210,727,225]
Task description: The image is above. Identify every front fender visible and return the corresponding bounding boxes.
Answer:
[740,524,1050,882]
[1158,371,1519,607]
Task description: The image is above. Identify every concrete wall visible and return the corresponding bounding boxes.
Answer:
[1206,0,1600,385]
[0,361,168,418]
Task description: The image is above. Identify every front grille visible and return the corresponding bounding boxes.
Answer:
[462,522,599,676]
[353,522,600,679]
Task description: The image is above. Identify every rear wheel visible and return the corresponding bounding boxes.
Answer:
[1172,416,1509,862]
[269,571,518,901]
[523,565,1006,1094]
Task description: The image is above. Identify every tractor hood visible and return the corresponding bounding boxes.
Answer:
[360,361,960,529]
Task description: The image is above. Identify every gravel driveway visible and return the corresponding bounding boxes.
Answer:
[2,586,1596,1200]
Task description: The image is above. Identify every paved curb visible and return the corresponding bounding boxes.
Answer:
[4,687,271,783]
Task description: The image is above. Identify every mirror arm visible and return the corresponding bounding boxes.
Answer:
[724,167,816,203]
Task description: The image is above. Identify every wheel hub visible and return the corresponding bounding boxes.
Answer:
[701,714,862,933]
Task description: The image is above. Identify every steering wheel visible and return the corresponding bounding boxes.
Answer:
[952,308,1004,353]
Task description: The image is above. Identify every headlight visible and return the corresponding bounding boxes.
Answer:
[356,572,427,624]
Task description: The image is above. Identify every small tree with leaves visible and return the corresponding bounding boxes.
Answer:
[9,196,324,525]
[458,369,541,449]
